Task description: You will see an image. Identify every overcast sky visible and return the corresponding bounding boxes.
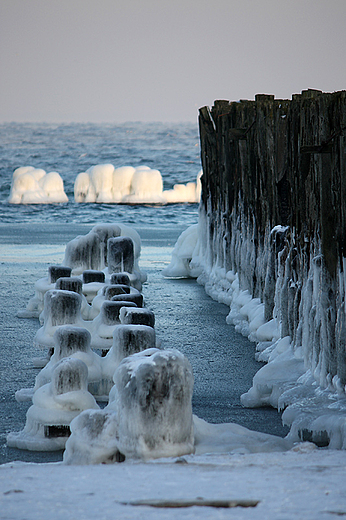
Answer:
[1,0,345,123]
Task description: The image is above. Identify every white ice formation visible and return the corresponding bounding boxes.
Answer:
[163,207,346,449]
[18,224,146,320]
[7,358,99,451]
[74,164,201,204]
[8,166,68,204]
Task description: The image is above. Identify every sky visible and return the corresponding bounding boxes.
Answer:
[1,0,346,123]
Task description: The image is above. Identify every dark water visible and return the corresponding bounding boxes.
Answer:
[0,124,287,464]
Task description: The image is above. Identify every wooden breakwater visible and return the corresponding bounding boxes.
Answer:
[198,89,346,393]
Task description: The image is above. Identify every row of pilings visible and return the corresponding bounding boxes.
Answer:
[198,89,346,390]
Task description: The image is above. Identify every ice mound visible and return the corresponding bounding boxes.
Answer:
[74,163,201,204]
[162,224,200,278]
[100,325,157,396]
[7,358,99,451]
[163,169,202,203]
[8,166,68,204]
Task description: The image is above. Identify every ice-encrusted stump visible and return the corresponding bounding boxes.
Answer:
[63,409,123,465]
[7,358,99,451]
[55,276,83,294]
[16,325,101,402]
[82,270,106,304]
[107,236,134,274]
[108,348,195,459]
[17,265,72,318]
[33,290,86,366]
[86,284,139,320]
[82,270,105,284]
[63,224,122,274]
[120,307,155,328]
[90,301,137,352]
[111,292,144,307]
[101,325,157,396]
[49,265,72,283]
[110,272,131,286]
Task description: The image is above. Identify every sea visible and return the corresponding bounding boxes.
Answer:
[0,122,288,464]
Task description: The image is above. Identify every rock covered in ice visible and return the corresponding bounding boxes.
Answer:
[107,348,195,459]
[7,358,99,451]
[8,166,68,204]
[163,169,202,203]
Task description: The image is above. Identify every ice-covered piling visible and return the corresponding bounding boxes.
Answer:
[177,90,346,447]
[8,358,99,451]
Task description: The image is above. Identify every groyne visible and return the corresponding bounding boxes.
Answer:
[196,90,346,447]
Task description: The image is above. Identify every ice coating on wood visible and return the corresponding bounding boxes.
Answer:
[63,224,122,274]
[107,348,195,459]
[166,208,346,448]
[18,223,146,319]
[63,409,122,465]
[120,307,155,328]
[16,325,103,403]
[7,358,99,451]
[8,166,68,204]
[110,272,131,286]
[107,237,134,274]
[111,292,143,308]
[82,270,105,284]
[62,223,146,290]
